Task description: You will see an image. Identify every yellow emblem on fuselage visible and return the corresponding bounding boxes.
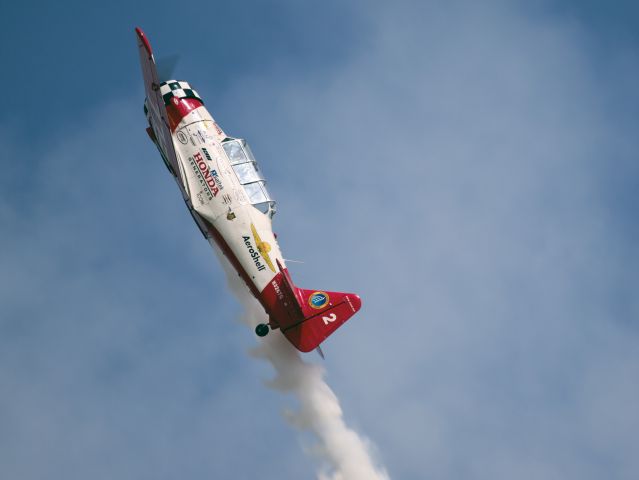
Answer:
[251,223,275,273]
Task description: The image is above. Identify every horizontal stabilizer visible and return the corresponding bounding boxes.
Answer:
[265,260,362,352]
[282,288,362,352]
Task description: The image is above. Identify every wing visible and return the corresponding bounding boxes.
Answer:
[134,27,181,178]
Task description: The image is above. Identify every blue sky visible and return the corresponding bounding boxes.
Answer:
[1,1,638,479]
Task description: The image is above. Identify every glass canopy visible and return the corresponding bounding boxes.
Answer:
[222,138,276,216]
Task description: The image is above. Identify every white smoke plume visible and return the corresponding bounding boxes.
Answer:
[213,247,389,480]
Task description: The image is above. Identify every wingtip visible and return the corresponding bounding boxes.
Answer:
[135,27,153,56]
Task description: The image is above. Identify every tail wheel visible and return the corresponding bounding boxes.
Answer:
[255,323,270,337]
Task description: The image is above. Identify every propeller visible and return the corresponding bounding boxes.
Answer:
[156,54,180,82]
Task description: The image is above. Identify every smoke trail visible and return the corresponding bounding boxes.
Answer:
[213,247,389,480]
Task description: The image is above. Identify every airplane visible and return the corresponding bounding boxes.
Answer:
[134,27,362,353]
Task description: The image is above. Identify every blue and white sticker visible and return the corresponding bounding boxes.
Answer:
[309,291,329,310]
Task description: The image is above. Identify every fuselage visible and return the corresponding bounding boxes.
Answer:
[146,82,286,319]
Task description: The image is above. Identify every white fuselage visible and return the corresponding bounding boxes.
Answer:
[168,105,285,294]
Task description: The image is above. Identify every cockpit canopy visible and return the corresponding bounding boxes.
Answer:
[222,138,276,217]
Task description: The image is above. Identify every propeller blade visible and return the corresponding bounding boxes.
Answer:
[156,54,180,82]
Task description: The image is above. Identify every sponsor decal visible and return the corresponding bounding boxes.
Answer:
[205,121,224,136]
[177,130,188,144]
[190,151,220,197]
[201,147,224,191]
[201,147,213,161]
[197,130,206,144]
[251,223,275,273]
[309,292,329,310]
[187,156,213,202]
[243,224,277,273]
[243,235,267,272]
[210,169,223,190]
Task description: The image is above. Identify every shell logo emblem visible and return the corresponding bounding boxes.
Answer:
[251,223,275,273]
[309,292,329,310]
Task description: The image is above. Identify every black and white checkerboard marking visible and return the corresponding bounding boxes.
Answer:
[159,80,203,106]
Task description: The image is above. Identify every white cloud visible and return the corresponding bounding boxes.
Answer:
[1,1,638,479]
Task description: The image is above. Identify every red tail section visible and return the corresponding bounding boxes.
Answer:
[282,288,362,352]
[261,260,362,352]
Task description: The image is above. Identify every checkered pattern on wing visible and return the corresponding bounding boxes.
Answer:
[159,80,203,106]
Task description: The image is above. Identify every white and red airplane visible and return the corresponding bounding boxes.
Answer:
[135,28,361,353]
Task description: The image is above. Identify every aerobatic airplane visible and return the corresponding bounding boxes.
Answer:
[134,27,361,353]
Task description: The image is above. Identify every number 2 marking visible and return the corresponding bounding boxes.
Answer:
[322,313,337,325]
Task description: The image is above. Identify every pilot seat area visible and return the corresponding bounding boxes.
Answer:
[222,138,276,218]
